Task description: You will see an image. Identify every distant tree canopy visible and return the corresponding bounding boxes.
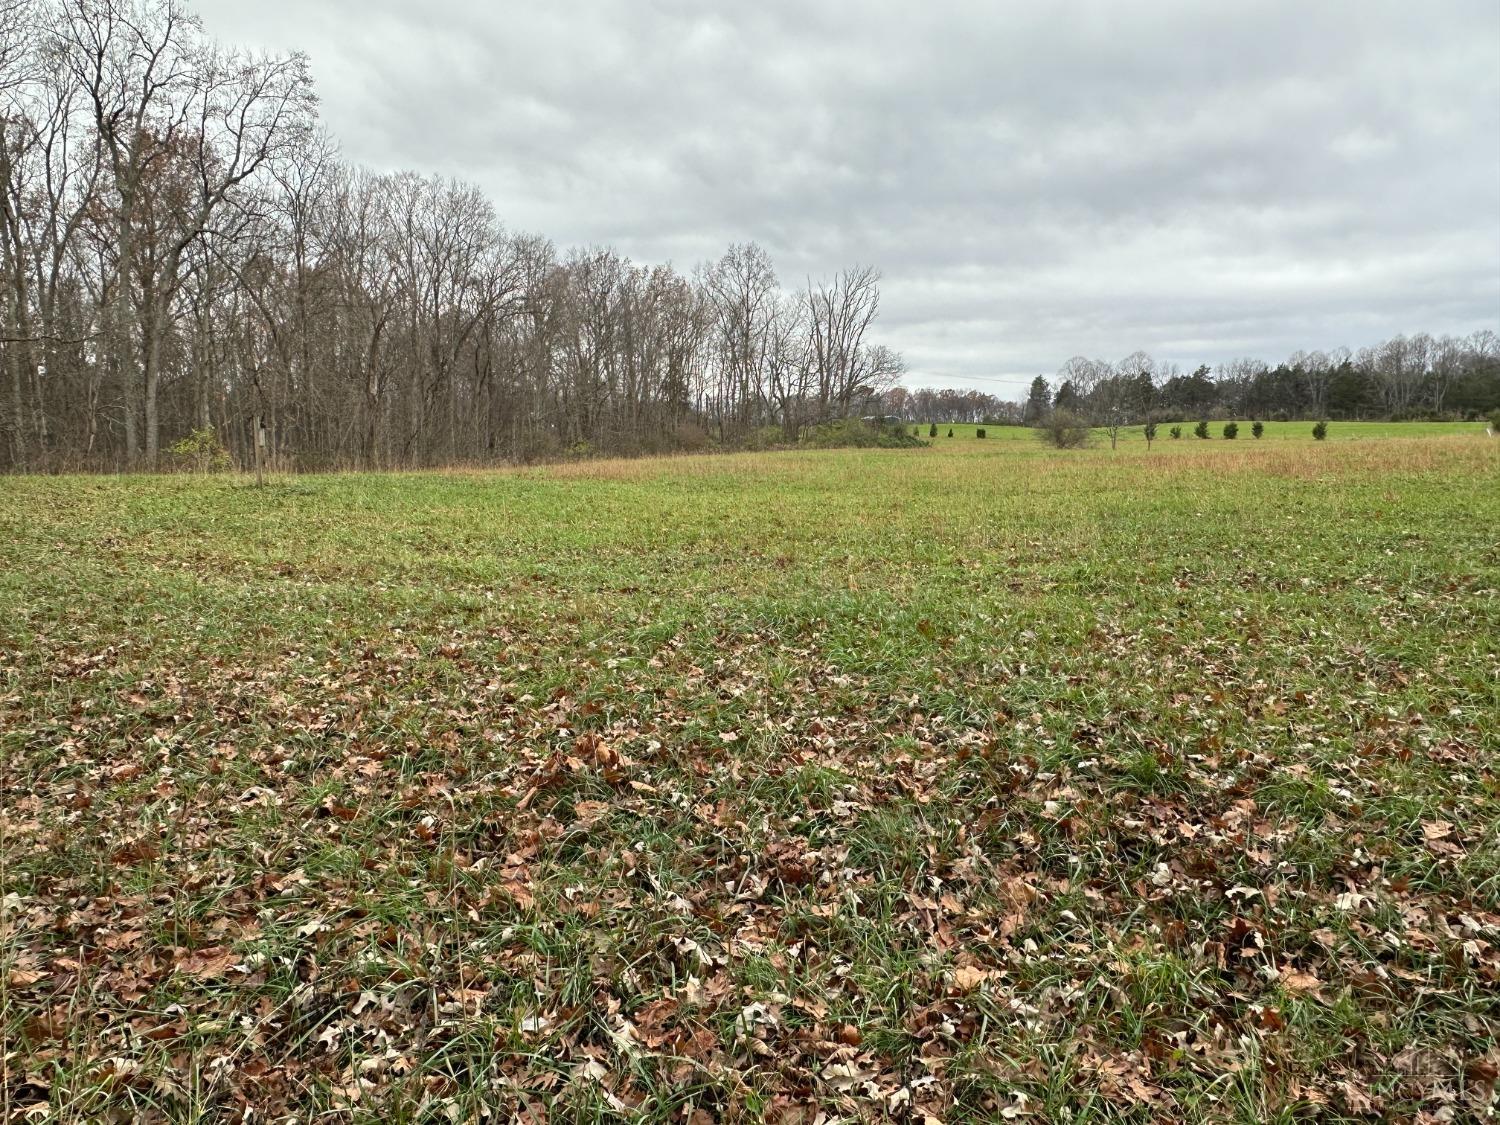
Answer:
[918,336,1500,431]
[880,386,1020,425]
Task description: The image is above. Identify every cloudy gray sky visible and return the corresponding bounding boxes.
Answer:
[197,0,1500,396]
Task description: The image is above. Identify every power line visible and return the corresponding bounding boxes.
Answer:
[900,371,1034,389]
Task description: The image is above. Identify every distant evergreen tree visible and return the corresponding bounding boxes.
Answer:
[1327,363,1379,419]
[1024,376,1053,424]
[1160,365,1217,416]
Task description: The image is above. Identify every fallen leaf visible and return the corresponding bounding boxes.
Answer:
[952,964,992,990]
[177,946,238,979]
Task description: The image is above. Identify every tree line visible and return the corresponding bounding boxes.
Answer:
[880,386,1018,425]
[884,334,1500,434]
[1016,337,1500,433]
[0,0,903,472]
[7,1,1492,474]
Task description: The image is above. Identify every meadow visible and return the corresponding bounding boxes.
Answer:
[2,422,1498,1122]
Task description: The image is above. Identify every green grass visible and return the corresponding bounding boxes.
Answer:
[2,428,1498,1121]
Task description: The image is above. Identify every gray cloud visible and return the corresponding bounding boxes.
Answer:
[196,0,1500,395]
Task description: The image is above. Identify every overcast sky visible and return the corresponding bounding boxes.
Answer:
[196,0,1500,396]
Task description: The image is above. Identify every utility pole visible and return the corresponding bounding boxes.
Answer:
[254,413,265,487]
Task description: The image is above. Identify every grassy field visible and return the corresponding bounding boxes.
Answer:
[2,426,1498,1122]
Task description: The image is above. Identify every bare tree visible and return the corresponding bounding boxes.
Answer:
[55,0,313,467]
[807,265,895,423]
[703,242,777,440]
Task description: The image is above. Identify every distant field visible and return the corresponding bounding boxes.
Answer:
[2,429,1498,1121]
[932,419,1486,443]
